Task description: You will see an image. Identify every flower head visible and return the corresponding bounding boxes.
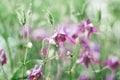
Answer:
[52,24,75,47]
[102,56,119,72]
[77,51,98,68]
[32,28,50,41]
[106,74,115,80]
[28,65,42,80]
[78,73,89,80]
[79,19,99,39]
[0,49,7,66]
[20,25,32,38]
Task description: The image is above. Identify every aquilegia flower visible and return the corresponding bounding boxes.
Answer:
[0,49,7,66]
[32,27,50,41]
[77,51,99,68]
[28,65,42,80]
[20,25,32,38]
[105,74,115,80]
[102,56,120,72]
[78,73,89,80]
[79,19,99,39]
[52,24,75,47]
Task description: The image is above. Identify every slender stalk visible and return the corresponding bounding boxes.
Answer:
[5,39,14,73]
[90,63,97,79]
[1,66,8,80]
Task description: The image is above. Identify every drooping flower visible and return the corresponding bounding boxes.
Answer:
[52,24,75,47]
[77,51,99,68]
[20,25,32,38]
[78,73,89,80]
[32,28,50,41]
[89,42,100,60]
[28,65,42,80]
[80,37,90,51]
[105,74,115,80]
[79,19,99,39]
[102,56,119,72]
[0,49,7,66]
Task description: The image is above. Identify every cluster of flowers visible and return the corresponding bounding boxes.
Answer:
[0,19,118,80]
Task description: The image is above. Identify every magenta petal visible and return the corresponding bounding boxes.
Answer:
[66,36,76,45]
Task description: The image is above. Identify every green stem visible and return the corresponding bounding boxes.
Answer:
[1,65,8,80]
[5,39,14,73]
[90,63,97,79]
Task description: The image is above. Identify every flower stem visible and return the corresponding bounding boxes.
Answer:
[1,66,8,80]
[90,63,97,79]
[5,39,14,73]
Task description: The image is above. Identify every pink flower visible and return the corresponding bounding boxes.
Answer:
[77,51,99,68]
[106,74,115,80]
[52,24,75,47]
[28,65,43,80]
[102,56,119,72]
[32,28,50,41]
[0,49,7,66]
[20,25,32,38]
[78,73,89,80]
[79,19,99,39]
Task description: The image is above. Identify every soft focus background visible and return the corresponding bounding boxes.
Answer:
[0,0,120,80]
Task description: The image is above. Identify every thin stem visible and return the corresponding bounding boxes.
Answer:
[1,66,8,80]
[90,63,97,79]
[5,39,14,73]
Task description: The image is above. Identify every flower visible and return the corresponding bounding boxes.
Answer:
[52,24,75,47]
[0,49,7,66]
[78,73,89,80]
[20,25,32,38]
[32,28,50,41]
[77,51,98,68]
[28,65,42,80]
[79,19,99,39]
[102,56,119,72]
[105,74,115,80]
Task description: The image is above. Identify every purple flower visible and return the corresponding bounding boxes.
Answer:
[89,42,100,60]
[52,24,75,47]
[0,49,7,66]
[28,65,42,80]
[32,28,50,41]
[77,51,99,68]
[106,74,115,80]
[78,73,89,80]
[20,25,32,38]
[80,37,90,51]
[102,56,119,72]
[79,19,99,39]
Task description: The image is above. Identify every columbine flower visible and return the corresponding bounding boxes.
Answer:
[0,49,7,66]
[80,37,90,51]
[20,25,32,38]
[78,73,89,80]
[52,24,75,47]
[105,74,115,80]
[77,51,98,68]
[102,56,119,72]
[28,65,42,80]
[79,19,99,39]
[32,28,50,41]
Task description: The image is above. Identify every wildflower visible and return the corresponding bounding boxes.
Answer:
[78,73,89,80]
[79,19,99,39]
[52,24,75,47]
[32,28,50,41]
[102,56,119,72]
[0,49,7,66]
[77,51,98,68]
[28,65,42,80]
[105,74,115,80]
[20,25,32,38]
